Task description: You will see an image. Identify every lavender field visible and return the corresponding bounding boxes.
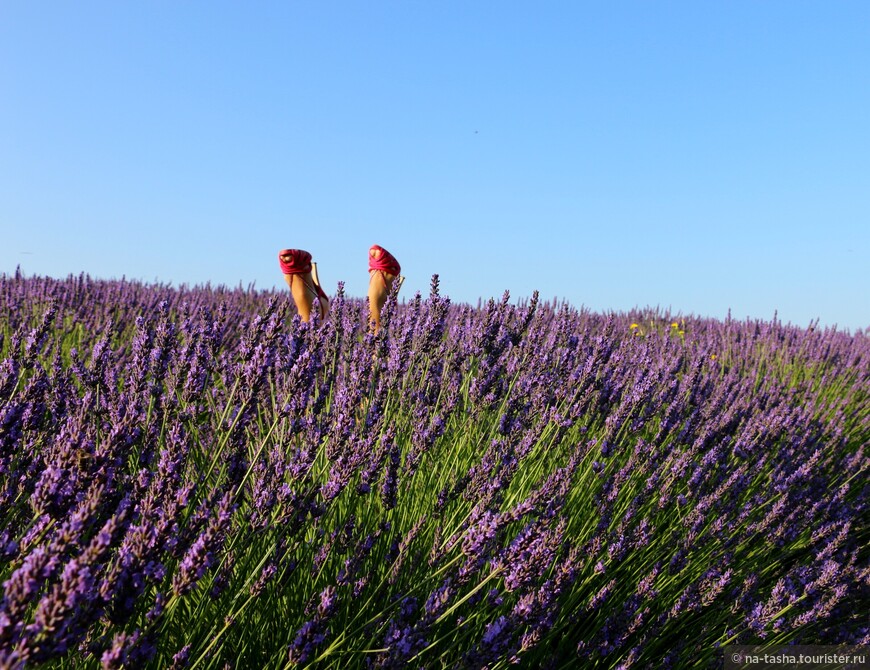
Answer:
[0,270,867,669]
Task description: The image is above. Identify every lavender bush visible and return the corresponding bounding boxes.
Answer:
[1,269,867,669]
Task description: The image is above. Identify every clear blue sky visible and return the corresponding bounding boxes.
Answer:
[2,2,868,332]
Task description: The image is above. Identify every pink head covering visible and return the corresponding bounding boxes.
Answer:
[369,245,401,276]
[278,249,313,275]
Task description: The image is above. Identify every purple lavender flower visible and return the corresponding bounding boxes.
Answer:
[172,491,235,596]
[287,587,340,665]
[494,519,565,592]
[370,430,398,511]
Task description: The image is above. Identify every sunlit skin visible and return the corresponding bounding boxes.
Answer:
[368,247,398,332]
[281,253,329,323]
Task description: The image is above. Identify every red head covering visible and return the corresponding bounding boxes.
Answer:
[369,245,401,276]
[278,249,313,275]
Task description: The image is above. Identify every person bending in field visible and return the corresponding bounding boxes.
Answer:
[278,249,329,323]
[368,244,402,331]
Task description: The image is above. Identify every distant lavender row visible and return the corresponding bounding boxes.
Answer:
[1,271,868,669]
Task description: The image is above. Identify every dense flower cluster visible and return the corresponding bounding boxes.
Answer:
[0,269,867,668]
